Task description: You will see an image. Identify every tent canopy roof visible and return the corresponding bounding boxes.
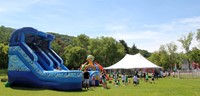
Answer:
[104,53,161,69]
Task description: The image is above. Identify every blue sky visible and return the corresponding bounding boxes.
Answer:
[1,0,200,52]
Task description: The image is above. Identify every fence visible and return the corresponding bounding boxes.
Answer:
[178,70,200,79]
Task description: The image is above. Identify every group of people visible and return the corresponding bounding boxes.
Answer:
[115,71,157,86]
[82,69,108,90]
[82,69,158,90]
[114,73,129,86]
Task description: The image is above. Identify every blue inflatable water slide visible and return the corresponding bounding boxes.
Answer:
[7,27,83,90]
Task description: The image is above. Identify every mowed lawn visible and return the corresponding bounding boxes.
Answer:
[0,71,200,96]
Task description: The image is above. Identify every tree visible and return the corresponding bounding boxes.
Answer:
[189,47,200,64]
[87,37,125,67]
[148,43,179,70]
[94,37,124,67]
[63,46,87,69]
[48,32,74,46]
[130,43,139,55]
[166,42,178,70]
[0,25,14,44]
[0,43,9,68]
[178,32,194,69]
[51,38,66,58]
[73,34,90,50]
[148,50,168,69]
[148,45,166,69]
[119,40,129,54]
[196,29,200,47]
[157,45,169,69]
[139,49,151,58]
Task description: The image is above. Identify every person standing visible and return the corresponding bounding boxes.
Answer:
[92,74,95,88]
[145,73,149,83]
[125,74,128,85]
[133,75,138,86]
[102,72,108,89]
[84,69,90,90]
[121,73,125,84]
[151,73,155,84]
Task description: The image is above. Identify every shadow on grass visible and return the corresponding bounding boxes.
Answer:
[10,86,88,92]
[10,86,45,91]
[8,83,106,92]
[53,89,88,93]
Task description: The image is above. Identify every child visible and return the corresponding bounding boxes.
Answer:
[145,73,149,83]
[114,73,117,85]
[92,75,95,88]
[121,74,125,84]
[115,79,120,86]
[125,75,128,85]
[102,73,108,89]
[151,73,155,84]
[133,75,138,86]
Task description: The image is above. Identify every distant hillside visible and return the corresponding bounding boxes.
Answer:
[0,26,75,46]
[0,25,151,57]
[47,32,75,46]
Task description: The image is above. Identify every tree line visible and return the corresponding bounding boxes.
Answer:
[0,26,149,69]
[0,25,200,70]
[148,31,200,70]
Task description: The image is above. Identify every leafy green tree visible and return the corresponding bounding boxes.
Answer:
[158,45,169,69]
[51,38,66,58]
[196,29,200,41]
[63,46,87,69]
[0,26,13,44]
[88,37,125,67]
[188,47,200,64]
[48,32,74,46]
[139,49,151,58]
[196,29,200,48]
[72,34,89,52]
[130,43,139,55]
[148,44,179,70]
[119,40,129,54]
[0,43,9,68]
[95,37,124,67]
[178,32,194,69]
[148,51,169,69]
[166,42,178,70]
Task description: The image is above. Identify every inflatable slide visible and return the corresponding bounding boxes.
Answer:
[8,27,82,90]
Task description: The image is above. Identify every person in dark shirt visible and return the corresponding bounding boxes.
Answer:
[83,69,90,90]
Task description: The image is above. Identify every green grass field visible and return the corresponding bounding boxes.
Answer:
[0,70,200,96]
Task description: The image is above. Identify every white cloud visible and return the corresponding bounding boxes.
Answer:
[105,16,200,52]
[179,16,200,24]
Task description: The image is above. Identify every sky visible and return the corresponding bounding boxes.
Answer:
[1,0,200,52]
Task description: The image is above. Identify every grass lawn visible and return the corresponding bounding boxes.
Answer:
[0,68,200,96]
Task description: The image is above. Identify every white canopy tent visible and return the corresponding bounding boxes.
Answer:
[104,53,161,69]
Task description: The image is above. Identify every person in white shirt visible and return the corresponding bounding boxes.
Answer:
[121,74,126,83]
[133,75,138,85]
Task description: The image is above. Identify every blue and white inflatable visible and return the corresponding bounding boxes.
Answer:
[8,27,83,90]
